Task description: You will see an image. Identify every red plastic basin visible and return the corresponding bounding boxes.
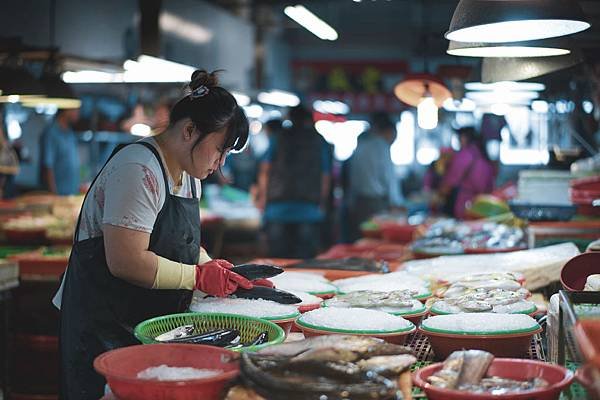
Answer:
[413,358,573,400]
[420,327,542,360]
[381,223,417,244]
[94,344,239,400]
[560,253,600,291]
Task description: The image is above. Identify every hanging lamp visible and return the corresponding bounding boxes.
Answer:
[447,37,572,58]
[481,52,583,83]
[417,84,439,130]
[446,0,590,44]
[394,74,451,108]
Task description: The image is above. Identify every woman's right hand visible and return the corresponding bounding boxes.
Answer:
[195,259,253,297]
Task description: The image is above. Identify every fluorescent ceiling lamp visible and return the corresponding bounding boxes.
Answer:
[62,70,123,83]
[243,104,264,119]
[257,90,300,107]
[231,91,250,107]
[465,81,545,92]
[313,100,350,115]
[447,40,570,58]
[22,98,81,109]
[531,100,549,113]
[159,12,213,44]
[123,55,196,83]
[284,5,338,41]
[443,98,476,112]
[446,0,590,43]
[466,90,539,104]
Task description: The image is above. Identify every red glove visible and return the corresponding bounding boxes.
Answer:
[195,260,253,297]
[252,278,275,288]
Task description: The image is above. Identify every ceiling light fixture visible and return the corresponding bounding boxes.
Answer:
[417,84,439,130]
[465,81,545,92]
[447,39,571,58]
[284,5,338,41]
[481,52,583,83]
[446,0,590,43]
[257,90,300,107]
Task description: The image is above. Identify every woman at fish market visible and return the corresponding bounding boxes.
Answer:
[53,70,258,400]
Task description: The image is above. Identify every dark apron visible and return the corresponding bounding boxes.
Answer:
[59,142,201,400]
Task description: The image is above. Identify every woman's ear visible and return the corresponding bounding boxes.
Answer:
[183,121,195,141]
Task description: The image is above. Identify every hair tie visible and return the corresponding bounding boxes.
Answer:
[190,85,209,99]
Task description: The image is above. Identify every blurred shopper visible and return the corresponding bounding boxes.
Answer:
[41,108,81,195]
[440,126,496,219]
[424,147,454,212]
[0,109,19,198]
[257,105,331,258]
[346,112,403,242]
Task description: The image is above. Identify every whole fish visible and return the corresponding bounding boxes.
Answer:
[167,328,241,347]
[231,264,284,280]
[356,354,417,377]
[155,324,195,342]
[233,286,302,304]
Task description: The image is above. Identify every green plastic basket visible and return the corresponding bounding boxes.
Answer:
[134,312,285,352]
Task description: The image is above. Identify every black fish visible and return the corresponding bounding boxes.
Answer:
[234,286,302,304]
[167,329,241,347]
[231,264,284,280]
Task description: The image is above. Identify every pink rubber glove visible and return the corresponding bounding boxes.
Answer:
[195,260,253,297]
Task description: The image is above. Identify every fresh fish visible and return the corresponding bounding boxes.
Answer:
[155,324,195,342]
[233,286,302,304]
[288,347,362,364]
[457,350,495,387]
[333,290,416,308]
[356,354,417,377]
[461,377,549,394]
[459,300,493,312]
[257,335,413,358]
[427,351,465,389]
[288,258,389,273]
[167,328,241,347]
[231,264,284,280]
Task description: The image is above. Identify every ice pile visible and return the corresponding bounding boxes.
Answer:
[404,243,579,290]
[421,313,540,334]
[189,297,298,319]
[287,290,323,306]
[137,365,223,381]
[270,272,338,294]
[299,307,413,332]
[333,271,430,297]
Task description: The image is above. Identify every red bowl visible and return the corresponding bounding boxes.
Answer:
[413,358,573,400]
[298,302,322,313]
[560,253,600,291]
[295,322,416,345]
[419,327,542,360]
[269,317,298,336]
[401,310,428,326]
[94,344,239,400]
[381,224,417,244]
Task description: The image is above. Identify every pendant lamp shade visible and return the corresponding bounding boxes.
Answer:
[447,38,571,58]
[0,64,45,102]
[481,52,583,83]
[394,74,451,107]
[446,0,590,43]
[22,73,81,109]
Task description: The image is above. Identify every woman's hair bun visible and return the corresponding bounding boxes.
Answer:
[190,69,220,89]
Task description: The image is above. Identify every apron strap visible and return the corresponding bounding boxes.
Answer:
[189,175,197,199]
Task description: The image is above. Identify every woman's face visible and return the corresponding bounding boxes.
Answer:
[185,127,230,180]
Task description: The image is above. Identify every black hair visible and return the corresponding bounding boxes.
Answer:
[169,70,249,161]
[288,105,312,128]
[456,126,491,162]
[370,112,394,132]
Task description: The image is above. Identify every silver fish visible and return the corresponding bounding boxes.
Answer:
[155,324,195,342]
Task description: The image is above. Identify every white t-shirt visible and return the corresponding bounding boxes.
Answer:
[77,137,201,240]
[53,137,202,308]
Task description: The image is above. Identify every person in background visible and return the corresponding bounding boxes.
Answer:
[346,112,403,242]
[440,126,496,219]
[0,108,19,198]
[424,147,454,213]
[41,108,81,195]
[257,105,331,258]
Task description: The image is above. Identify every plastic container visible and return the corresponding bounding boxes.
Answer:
[263,312,300,336]
[294,319,416,345]
[413,358,574,400]
[380,223,417,244]
[560,253,600,291]
[419,325,542,359]
[94,344,239,400]
[574,320,600,369]
[134,312,285,352]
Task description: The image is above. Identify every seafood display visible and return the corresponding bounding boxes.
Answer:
[287,257,390,273]
[324,290,425,314]
[233,286,302,304]
[411,219,525,255]
[298,307,414,332]
[439,272,524,298]
[240,335,416,400]
[137,365,224,381]
[428,350,549,394]
[154,325,269,348]
[333,271,431,298]
[431,287,536,315]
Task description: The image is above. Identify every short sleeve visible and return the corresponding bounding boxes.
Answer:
[102,162,163,233]
[42,130,55,168]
